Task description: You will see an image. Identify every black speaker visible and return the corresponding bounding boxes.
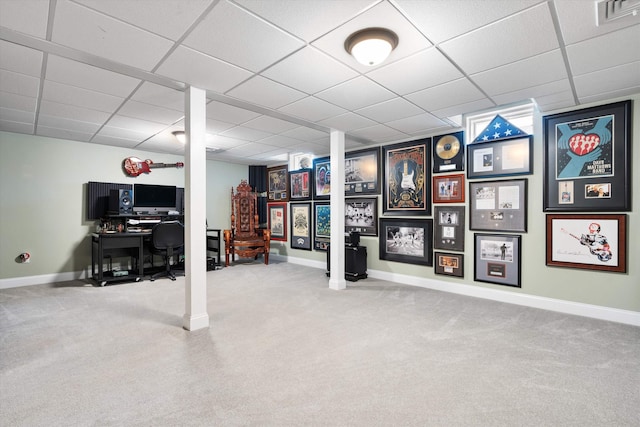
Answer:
[109,189,134,215]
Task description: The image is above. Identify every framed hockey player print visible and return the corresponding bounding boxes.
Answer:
[433,131,464,173]
[546,214,626,273]
[543,100,631,212]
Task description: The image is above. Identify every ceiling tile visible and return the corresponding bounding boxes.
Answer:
[104,114,167,135]
[118,100,183,125]
[431,98,495,119]
[225,75,307,109]
[39,100,111,124]
[386,113,449,135]
[349,124,407,142]
[531,88,576,112]
[0,106,35,124]
[242,115,299,134]
[472,50,567,96]
[439,3,558,75]
[155,46,252,94]
[183,0,305,72]
[90,134,141,148]
[0,69,40,98]
[130,82,185,111]
[312,1,432,73]
[206,100,261,124]
[46,55,140,97]
[36,126,94,142]
[0,119,34,134]
[367,48,463,95]
[219,125,272,141]
[257,134,304,148]
[37,114,101,134]
[206,118,235,134]
[317,112,377,132]
[74,0,212,41]
[0,0,49,38]
[225,141,277,156]
[315,76,395,110]
[492,79,573,107]
[262,46,358,94]
[406,78,485,112]
[41,80,124,113]
[574,61,640,100]
[51,0,174,71]
[280,126,327,141]
[0,91,37,113]
[278,96,347,122]
[0,40,43,77]
[555,0,640,44]
[355,97,424,123]
[567,25,640,76]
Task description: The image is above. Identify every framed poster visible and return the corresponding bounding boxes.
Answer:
[345,197,378,236]
[474,233,521,287]
[267,165,289,202]
[434,206,465,251]
[543,100,631,212]
[434,252,464,278]
[546,214,626,273]
[289,169,312,201]
[382,139,431,215]
[290,202,312,250]
[433,131,464,173]
[314,202,330,251]
[345,147,381,195]
[467,136,532,179]
[469,179,527,232]
[267,202,287,242]
[433,173,465,203]
[379,218,433,266]
[312,156,331,199]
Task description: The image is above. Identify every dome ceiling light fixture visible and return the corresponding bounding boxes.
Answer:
[172,130,186,143]
[344,27,399,67]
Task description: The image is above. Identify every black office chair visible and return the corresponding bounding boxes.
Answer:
[149,221,184,281]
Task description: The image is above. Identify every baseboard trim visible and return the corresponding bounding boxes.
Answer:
[3,258,638,327]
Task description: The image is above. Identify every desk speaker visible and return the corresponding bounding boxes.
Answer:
[109,189,134,215]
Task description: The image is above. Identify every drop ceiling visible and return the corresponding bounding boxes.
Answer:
[0,0,638,165]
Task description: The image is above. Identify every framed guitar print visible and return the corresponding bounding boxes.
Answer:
[382,138,431,215]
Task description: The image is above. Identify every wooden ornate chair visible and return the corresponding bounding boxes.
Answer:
[223,180,271,267]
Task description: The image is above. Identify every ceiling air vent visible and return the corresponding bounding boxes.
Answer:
[597,0,640,25]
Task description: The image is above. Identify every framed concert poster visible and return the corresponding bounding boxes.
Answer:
[313,202,330,251]
[312,156,331,199]
[267,202,287,242]
[345,197,378,236]
[290,202,312,250]
[474,233,521,287]
[469,179,527,232]
[545,214,626,273]
[288,168,312,201]
[434,252,464,278]
[345,147,381,195]
[379,218,433,266]
[382,139,431,215]
[434,206,465,251]
[543,100,631,212]
[433,173,465,203]
[467,136,532,179]
[433,131,464,173]
[267,165,289,202]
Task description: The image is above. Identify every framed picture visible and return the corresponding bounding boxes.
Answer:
[312,156,331,199]
[290,202,312,251]
[291,152,312,170]
[267,165,289,202]
[289,168,312,201]
[433,173,465,203]
[345,147,381,195]
[314,202,330,251]
[382,138,431,215]
[474,233,521,287]
[434,206,465,251]
[379,218,433,266]
[545,214,626,273]
[345,197,378,236]
[267,202,287,242]
[434,252,464,278]
[543,100,631,212]
[433,131,464,173]
[469,179,527,232]
[467,136,532,179]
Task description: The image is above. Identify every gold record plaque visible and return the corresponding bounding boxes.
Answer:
[433,131,464,173]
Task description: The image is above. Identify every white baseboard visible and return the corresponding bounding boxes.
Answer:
[3,257,639,327]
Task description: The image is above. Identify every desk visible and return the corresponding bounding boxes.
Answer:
[206,228,222,270]
[91,232,148,286]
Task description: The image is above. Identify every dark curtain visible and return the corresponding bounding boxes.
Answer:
[249,165,268,228]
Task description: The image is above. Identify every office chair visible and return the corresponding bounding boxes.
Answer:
[149,221,184,281]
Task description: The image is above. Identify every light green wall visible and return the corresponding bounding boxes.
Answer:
[0,131,246,279]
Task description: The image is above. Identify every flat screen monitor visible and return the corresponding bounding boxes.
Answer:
[133,184,177,214]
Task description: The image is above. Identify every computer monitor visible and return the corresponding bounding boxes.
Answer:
[133,184,177,214]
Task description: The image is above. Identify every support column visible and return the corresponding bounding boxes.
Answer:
[329,130,347,290]
[183,86,209,331]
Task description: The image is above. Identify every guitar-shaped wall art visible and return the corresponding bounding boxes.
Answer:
[400,160,416,190]
[123,157,184,177]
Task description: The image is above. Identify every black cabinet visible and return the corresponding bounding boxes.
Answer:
[206,229,222,270]
[326,244,367,282]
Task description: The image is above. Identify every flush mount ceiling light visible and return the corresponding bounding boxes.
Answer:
[344,27,398,66]
[172,130,186,144]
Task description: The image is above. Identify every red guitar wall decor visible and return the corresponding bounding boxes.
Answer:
[123,157,184,177]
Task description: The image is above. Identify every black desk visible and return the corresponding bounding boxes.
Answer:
[206,229,222,270]
[91,232,147,286]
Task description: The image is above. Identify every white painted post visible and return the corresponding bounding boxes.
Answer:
[329,130,346,290]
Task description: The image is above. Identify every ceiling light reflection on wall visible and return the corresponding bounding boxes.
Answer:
[345,27,398,66]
